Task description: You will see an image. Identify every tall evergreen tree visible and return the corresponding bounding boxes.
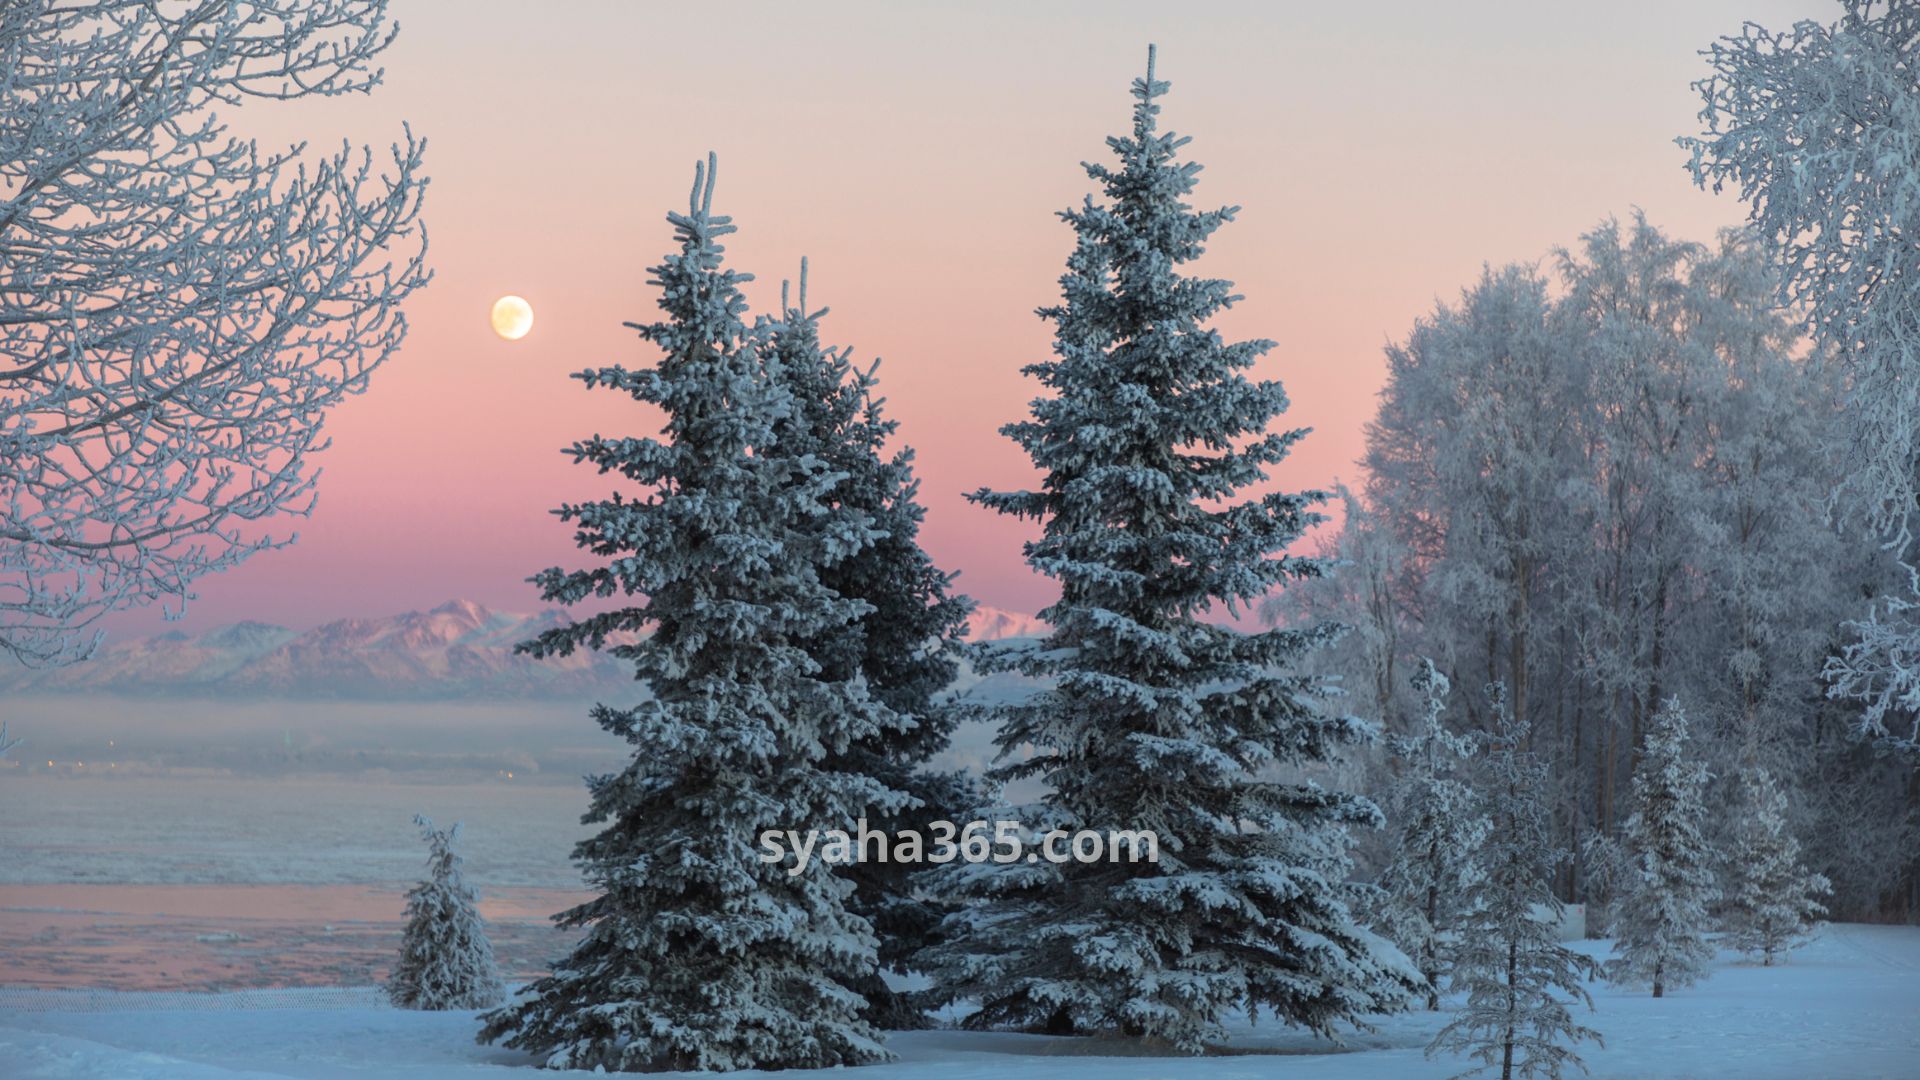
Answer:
[388,816,505,1011]
[1429,685,1601,1080]
[1722,765,1830,966]
[761,262,976,1027]
[477,156,903,1072]
[1378,658,1487,1010]
[1609,698,1718,997]
[928,45,1417,1052]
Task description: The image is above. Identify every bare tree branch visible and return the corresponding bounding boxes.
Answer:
[0,0,430,666]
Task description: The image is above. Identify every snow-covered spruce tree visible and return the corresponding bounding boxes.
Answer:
[1378,658,1487,1010]
[476,156,903,1072]
[928,45,1418,1051]
[1609,698,1718,997]
[1723,766,1830,965]
[388,816,504,1011]
[761,262,976,1028]
[1429,685,1600,1080]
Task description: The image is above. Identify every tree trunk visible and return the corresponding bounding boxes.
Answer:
[1487,623,1500,718]
[1602,715,1617,837]
[1570,696,1586,902]
[1640,569,1670,767]
[1509,555,1530,736]
[1424,858,1441,1011]
[1502,935,1519,1080]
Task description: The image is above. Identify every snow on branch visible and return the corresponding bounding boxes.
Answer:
[1680,2,1920,541]
[0,0,429,666]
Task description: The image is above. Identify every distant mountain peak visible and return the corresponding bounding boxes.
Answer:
[966,605,1049,642]
[196,621,296,652]
[0,600,1047,701]
[0,600,612,701]
[429,598,489,618]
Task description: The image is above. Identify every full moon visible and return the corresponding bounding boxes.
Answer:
[490,295,533,341]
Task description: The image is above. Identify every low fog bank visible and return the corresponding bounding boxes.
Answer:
[0,696,629,785]
[0,667,1026,786]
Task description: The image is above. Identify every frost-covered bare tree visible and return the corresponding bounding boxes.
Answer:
[0,0,428,666]
[1680,1,1920,760]
[1826,568,1920,759]
[1362,263,1578,743]
[1681,1,1920,536]
[1299,216,1906,917]
[1262,482,1412,730]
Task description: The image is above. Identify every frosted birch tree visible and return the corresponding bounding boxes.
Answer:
[0,0,430,667]
[1363,265,1577,743]
[1681,1,1920,760]
[929,46,1417,1052]
[1344,215,1860,917]
[388,816,505,1011]
[1262,482,1413,730]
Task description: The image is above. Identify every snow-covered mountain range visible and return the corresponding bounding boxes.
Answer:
[0,600,1045,700]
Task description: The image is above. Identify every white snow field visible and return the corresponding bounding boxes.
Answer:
[2,925,1916,1080]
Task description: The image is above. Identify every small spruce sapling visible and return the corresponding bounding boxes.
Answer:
[1378,658,1488,1010]
[1609,698,1718,998]
[1428,684,1600,1080]
[1722,766,1829,966]
[388,816,505,1011]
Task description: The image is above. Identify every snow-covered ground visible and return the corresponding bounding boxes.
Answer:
[4,924,1917,1079]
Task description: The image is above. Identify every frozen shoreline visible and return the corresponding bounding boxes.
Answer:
[0,883,588,991]
[4,925,1920,1078]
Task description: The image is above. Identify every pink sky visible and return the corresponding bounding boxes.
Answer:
[116,0,1826,636]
